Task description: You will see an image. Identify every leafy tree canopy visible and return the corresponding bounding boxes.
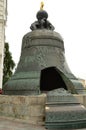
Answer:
[3,42,15,85]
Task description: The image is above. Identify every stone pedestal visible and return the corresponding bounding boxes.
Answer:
[0,94,46,125]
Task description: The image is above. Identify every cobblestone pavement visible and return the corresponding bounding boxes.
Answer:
[0,117,86,130]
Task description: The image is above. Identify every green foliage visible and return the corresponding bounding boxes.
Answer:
[3,43,15,85]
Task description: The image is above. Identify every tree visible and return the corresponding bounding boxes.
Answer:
[3,42,15,85]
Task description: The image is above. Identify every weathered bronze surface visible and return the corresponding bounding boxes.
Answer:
[3,10,85,95]
[45,103,86,129]
[45,89,86,129]
[30,9,54,31]
[3,6,86,130]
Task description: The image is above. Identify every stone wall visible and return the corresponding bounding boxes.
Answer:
[0,94,86,125]
[0,94,46,124]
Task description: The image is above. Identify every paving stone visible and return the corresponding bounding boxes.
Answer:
[0,116,86,130]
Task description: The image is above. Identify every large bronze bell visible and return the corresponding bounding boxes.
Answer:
[3,9,85,95]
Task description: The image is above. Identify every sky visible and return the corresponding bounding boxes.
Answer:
[5,0,86,79]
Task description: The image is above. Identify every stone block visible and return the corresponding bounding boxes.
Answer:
[29,105,45,117]
[82,95,86,107]
[0,94,46,124]
[26,96,38,105]
[37,94,46,104]
[0,95,12,104]
[11,96,27,105]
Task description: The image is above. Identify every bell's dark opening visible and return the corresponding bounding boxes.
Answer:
[40,67,67,91]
